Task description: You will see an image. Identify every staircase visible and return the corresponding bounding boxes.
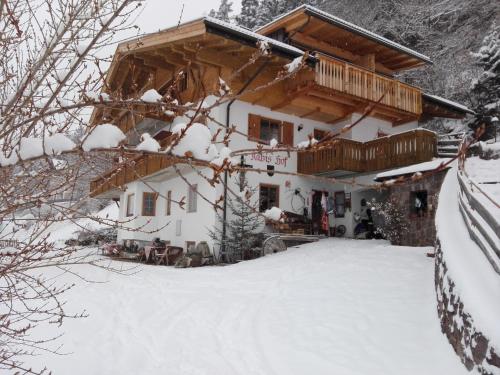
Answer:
[437,132,465,158]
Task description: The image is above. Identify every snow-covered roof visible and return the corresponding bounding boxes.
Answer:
[256,5,432,65]
[375,158,452,181]
[423,93,475,115]
[203,16,306,58]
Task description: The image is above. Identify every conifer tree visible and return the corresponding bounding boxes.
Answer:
[469,23,500,140]
[256,0,282,27]
[209,0,234,22]
[254,0,324,28]
[236,0,260,30]
[208,180,263,262]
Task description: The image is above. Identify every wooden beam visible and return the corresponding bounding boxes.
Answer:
[137,54,175,70]
[153,48,190,67]
[302,19,327,36]
[197,48,251,68]
[307,87,364,108]
[300,107,320,118]
[327,114,352,125]
[271,85,314,110]
[393,116,417,126]
[117,20,206,55]
[291,33,394,76]
[292,96,347,118]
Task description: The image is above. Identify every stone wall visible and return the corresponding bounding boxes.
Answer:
[435,240,500,374]
[388,170,448,247]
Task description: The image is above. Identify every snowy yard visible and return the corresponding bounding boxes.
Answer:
[31,239,467,375]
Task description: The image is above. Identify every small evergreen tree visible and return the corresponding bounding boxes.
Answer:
[469,23,500,140]
[209,180,263,262]
[236,0,260,30]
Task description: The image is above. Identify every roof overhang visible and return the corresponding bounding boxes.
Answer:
[422,93,475,119]
[256,5,432,71]
[374,157,452,182]
[91,17,316,127]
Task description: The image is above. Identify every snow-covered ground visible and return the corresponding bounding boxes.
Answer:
[30,239,467,375]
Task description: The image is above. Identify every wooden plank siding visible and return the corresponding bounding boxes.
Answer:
[315,54,422,115]
[297,129,436,175]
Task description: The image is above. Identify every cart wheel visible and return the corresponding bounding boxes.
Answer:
[263,236,287,256]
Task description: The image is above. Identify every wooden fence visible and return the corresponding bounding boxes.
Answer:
[315,55,422,115]
[297,129,437,175]
[457,168,500,275]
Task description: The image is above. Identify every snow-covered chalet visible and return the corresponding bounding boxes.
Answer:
[89,5,473,252]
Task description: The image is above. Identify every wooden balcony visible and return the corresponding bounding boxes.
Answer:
[297,129,436,175]
[315,55,422,115]
[90,154,176,198]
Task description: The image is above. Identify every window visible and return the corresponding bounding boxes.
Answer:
[259,184,279,212]
[260,118,282,143]
[165,190,172,216]
[334,191,345,218]
[188,184,197,213]
[248,114,294,146]
[314,129,327,141]
[410,191,428,217]
[126,193,135,217]
[142,192,157,216]
[175,219,182,236]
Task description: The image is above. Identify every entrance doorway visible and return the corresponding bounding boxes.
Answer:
[312,190,327,235]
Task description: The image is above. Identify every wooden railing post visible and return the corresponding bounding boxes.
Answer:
[344,63,349,94]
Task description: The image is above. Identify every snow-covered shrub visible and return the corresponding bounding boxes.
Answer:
[369,198,409,245]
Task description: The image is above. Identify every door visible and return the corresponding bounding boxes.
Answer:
[312,190,325,234]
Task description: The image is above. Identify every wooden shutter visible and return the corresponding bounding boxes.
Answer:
[282,121,294,146]
[248,114,261,141]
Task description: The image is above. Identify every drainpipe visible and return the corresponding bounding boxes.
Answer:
[221,61,269,256]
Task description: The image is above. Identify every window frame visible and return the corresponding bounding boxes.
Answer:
[187,184,198,213]
[259,183,280,212]
[142,192,157,217]
[314,129,327,141]
[259,117,282,144]
[126,193,135,217]
[410,190,428,216]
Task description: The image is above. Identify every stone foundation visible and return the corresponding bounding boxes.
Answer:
[435,240,500,374]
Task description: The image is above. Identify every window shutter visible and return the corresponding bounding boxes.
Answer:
[248,114,261,141]
[282,121,294,146]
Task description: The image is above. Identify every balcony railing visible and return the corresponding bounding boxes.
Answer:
[315,55,422,115]
[297,129,437,175]
[90,154,175,197]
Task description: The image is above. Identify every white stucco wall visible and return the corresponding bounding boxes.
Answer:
[115,100,419,253]
[117,168,217,251]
